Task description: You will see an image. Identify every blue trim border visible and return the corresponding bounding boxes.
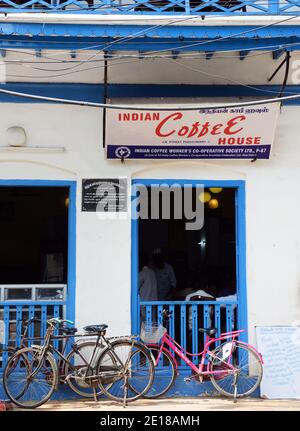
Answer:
[131,179,248,344]
[0,24,299,43]
[1,83,300,105]
[0,179,76,324]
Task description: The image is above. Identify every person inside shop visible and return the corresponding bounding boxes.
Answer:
[139,254,158,323]
[139,253,158,302]
[151,248,177,301]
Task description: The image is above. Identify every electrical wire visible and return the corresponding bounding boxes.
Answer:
[1,15,299,77]
[278,50,291,97]
[3,40,300,65]
[3,49,299,98]
[130,14,299,56]
[0,13,214,73]
[0,13,297,81]
[0,31,299,67]
[1,58,143,77]
[0,85,298,108]
[167,58,300,94]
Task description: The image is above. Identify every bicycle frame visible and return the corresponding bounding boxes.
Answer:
[152,329,262,378]
[27,328,137,387]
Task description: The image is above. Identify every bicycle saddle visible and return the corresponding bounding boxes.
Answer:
[198,328,217,336]
[83,324,108,333]
[61,327,77,335]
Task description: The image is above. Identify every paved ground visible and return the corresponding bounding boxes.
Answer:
[13,398,300,411]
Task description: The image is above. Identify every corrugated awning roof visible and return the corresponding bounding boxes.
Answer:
[0,15,300,51]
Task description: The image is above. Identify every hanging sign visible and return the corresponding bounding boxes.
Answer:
[106,103,280,160]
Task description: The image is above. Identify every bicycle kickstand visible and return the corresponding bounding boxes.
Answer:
[123,380,128,409]
[233,385,238,404]
[92,387,98,403]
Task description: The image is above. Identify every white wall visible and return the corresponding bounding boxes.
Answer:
[0,102,300,345]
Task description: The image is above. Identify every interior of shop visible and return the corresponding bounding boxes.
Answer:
[138,186,237,302]
[0,187,69,290]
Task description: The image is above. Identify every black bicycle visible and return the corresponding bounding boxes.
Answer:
[3,317,154,408]
[0,316,105,399]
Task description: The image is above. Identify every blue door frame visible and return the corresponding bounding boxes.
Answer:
[131,179,248,342]
[0,179,76,324]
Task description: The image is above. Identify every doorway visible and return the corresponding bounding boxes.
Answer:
[0,180,76,354]
[131,179,247,345]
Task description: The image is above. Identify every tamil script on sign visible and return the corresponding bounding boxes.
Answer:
[106,103,280,160]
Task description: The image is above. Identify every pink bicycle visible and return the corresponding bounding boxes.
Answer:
[140,310,263,399]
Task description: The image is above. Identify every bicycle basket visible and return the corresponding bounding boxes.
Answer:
[140,323,167,343]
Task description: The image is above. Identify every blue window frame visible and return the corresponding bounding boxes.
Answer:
[131,178,247,342]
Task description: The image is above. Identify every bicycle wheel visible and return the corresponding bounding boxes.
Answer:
[64,341,105,398]
[143,346,177,399]
[209,341,263,398]
[0,346,17,402]
[96,339,154,402]
[3,347,58,409]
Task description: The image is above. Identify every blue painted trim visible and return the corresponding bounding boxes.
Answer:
[0,179,73,187]
[131,191,139,336]
[1,38,299,53]
[0,301,67,306]
[1,83,300,105]
[0,83,104,103]
[0,179,76,325]
[140,301,238,305]
[66,181,76,325]
[235,181,248,343]
[0,23,300,40]
[0,28,299,51]
[131,179,248,338]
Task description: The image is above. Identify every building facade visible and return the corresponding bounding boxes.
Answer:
[0,1,300,398]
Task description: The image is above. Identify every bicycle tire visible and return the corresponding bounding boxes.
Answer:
[209,341,263,398]
[143,345,177,399]
[3,347,58,409]
[0,346,17,402]
[64,341,105,398]
[96,339,154,403]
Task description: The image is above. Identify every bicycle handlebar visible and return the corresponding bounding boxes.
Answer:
[162,309,172,317]
[48,318,74,327]
[25,317,42,324]
[162,309,173,320]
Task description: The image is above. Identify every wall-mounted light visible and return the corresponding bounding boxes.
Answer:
[209,188,223,194]
[198,191,211,203]
[208,198,219,209]
[6,126,27,147]
[64,197,70,208]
